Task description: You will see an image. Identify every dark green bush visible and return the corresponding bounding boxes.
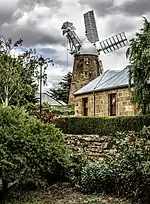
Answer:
[67,152,87,185]
[80,163,114,194]
[80,126,150,204]
[53,115,150,135]
[0,106,70,203]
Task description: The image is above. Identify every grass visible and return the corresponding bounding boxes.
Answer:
[8,183,130,204]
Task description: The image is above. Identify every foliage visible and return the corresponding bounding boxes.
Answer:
[81,163,114,194]
[25,102,75,123]
[67,152,87,185]
[0,36,53,107]
[52,115,150,135]
[0,106,70,203]
[80,126,150,204]
[126,17,150,115]
[48,72,72,104]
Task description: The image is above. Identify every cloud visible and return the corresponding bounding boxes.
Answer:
[0,0,64,47]
[114,0,150,17]
[105,14,137,34]
[0,0,150,89]
[79,0,115,17]
[18,0,62,11]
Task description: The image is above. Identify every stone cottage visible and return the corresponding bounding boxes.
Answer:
[73,67,138,116]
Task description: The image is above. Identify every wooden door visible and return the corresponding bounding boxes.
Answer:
[82,98,88,116]
[109,93,116,116]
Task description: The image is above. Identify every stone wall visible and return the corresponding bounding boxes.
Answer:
[69,54,102,105]
[65,134,117,162]
[74,87,138,116]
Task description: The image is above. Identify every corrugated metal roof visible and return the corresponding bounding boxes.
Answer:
[36,93,66,106]
[74,67,129,95]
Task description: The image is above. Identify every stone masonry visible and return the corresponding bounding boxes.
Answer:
[74,87,138,116]
[69,54,102,105]
[65,134,117,162]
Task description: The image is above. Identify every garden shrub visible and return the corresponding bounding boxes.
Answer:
[80,163,114,194]
[26,102,75,118]
[67,152,87,185]
[53,115,150,135]
[80,126,150,204]
[0,106,70,203]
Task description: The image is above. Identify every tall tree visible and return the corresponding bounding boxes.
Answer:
[48,72,72,104]
[0,36,52,107]
[126,17,150,115]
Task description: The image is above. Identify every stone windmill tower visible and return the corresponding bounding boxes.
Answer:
[69,39,102,104]
[61,11,128,104]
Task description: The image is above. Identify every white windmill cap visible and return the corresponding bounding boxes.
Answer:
[80,38,98,56]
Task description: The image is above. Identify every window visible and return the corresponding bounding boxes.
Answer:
[82,97,88,116]
[84,71,89,79]
[84,57,89,64]
[109,93,116,116]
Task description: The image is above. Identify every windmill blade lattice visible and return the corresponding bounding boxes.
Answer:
[99,32,128,54]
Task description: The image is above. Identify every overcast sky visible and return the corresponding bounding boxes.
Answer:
[0,0,150,90]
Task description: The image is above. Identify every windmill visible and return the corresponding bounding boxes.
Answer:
[61,10,128,104]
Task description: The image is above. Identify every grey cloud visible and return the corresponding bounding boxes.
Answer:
[54,59,73,68]
[0,0,64,47]
[37,48,57,55]
[114,0,150,17]
[113,47,128,57]
[0,11,13,26]
[18,0,62,11]
[105,15,137,34]
[0,3,18,26]
[79,0,115,17]
[37,48,73,68]
[0,24,64,47]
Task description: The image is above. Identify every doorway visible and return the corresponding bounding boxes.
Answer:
[82,97,88,116]
[109,93,116,116]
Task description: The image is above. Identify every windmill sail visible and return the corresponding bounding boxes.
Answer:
[99,32,128,54]
[84,10,99,44]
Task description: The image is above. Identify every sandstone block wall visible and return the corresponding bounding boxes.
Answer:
[65,134,117,162]
[75,87,138,116]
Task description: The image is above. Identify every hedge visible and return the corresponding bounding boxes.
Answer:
[52,115,150,135]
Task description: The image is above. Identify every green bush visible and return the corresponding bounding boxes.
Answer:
[26,102,75,117]
[0,106,70,203]
[53,115,150,135]
[80,163,114,194]
[80,126,150,204]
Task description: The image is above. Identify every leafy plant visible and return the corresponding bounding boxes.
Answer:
[127,17,150,114]
[80,163,114,194]
[0,106,70,203]
[80,126,150,204]
[0,36,53,107]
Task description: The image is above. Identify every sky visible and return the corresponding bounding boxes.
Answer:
[0,0,150,90]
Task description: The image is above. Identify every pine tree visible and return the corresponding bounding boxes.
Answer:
[48,72,72,104]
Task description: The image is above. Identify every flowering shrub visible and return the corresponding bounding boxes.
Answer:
[80,126,150,204]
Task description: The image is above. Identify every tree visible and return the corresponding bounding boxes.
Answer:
[48,72,72,104]
[126,17,150,115]
[0,36,52,107]
[0,106,70,203]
